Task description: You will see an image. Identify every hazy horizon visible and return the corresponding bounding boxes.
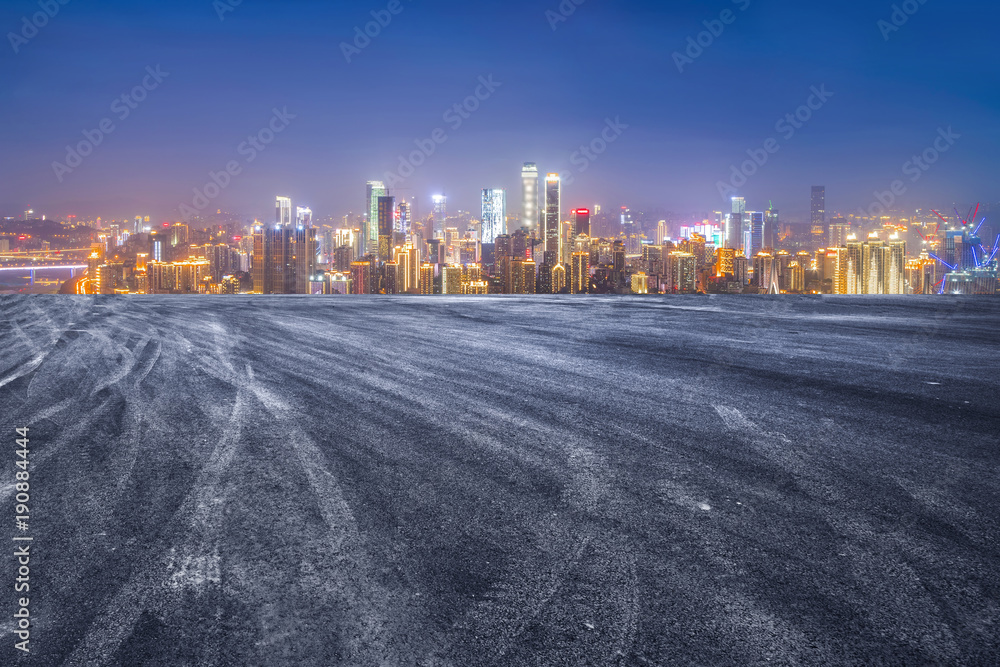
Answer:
[2,0,997,224]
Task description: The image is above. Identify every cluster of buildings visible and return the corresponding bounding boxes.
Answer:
[34,173,998,297]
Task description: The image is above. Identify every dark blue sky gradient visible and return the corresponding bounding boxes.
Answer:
[1,0,997,222]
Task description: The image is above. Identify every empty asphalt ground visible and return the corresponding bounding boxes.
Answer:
[1,295,998,666]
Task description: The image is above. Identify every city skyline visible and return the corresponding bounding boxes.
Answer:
[1,1,997,221]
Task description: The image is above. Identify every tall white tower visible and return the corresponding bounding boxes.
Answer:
[276,196,292,226]
[481,189,507,244]
[521,163,539,234]
[545,173,561,256]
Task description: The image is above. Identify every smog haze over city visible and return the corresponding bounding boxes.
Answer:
[1,0,998,222]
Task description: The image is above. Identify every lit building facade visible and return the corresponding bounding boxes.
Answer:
[481,188,507,245]
[545,174,561,255]
[521,163,539,235]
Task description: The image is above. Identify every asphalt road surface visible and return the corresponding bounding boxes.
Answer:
[1,295,998,666]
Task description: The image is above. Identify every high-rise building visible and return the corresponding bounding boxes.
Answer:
[350,259,374,295]
[481,189,507,244]
[828,218,849,248]
[887,234,907,295]
[716,247,736,278]
[841,232,907,295]
[419,263,434,294]
[907,257,938,295]
[551,263,566,293]
[432,195,447,234]
[863,234,887,294]
[376,196,396,263]
[811,186,826,231]
[397,200,412,235]
[293,225,318,294]
[612,240,626,288]
[642,244,664,276]
[753,252,775,291]
[521,163,539,235]
[441,265,463,295]
[365,181,387,254]
[765,207,779,250]
[573,209,591,237]
[667,252,697,293]
[524,260,538,294]
[788,261,806,293]
[727,197,745,250]
[750,211,765,257]
[253,223,294,294]
[252,220,316,295]
[732,255,749,286]
[825,247,848,294]
[494,234,514,293]
[170,223,189,247]
[846,234,864,294]
[570,251,589,294]
[296,206,313,228]
[545,174,561,255]
[630,272,649,294]
[276,197,292,227]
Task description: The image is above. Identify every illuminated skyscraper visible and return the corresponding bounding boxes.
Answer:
[551,263,566,293]
[432,195,447,234]
[296,206,313,228]
[716,247,736,278]
[276,196,292,227]
[667,252,697,293]
[418,263,434,294]
[253,210,317,295]
[350,259,374,295]
[887,234,907,294]
[829,219,849,248]
[826,247,848,294]
[253,222,294,294]
[846,234,863,294]
[521,163,539,234]
[570,251,589,294]
[630,272,648,294]
[545,174,561,255]
[727,197,745,250]
[293,225,318,295]
[397,200,411,235]
[573,209,591,237]
[481,189,507,244]
[365,181,387,254]
[377,196,395,263]
[753,252,775,290]
[441,265,463,294]
[862,233,886,294]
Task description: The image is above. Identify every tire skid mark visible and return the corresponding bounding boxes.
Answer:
[263,312,642,664]
[64,377,250,666]
[710,404,964,662]
[192,318,407,667]
[208,363,404,666]
[611,550,640,665]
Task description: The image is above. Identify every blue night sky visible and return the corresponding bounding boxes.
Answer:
[1,0,997,223]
